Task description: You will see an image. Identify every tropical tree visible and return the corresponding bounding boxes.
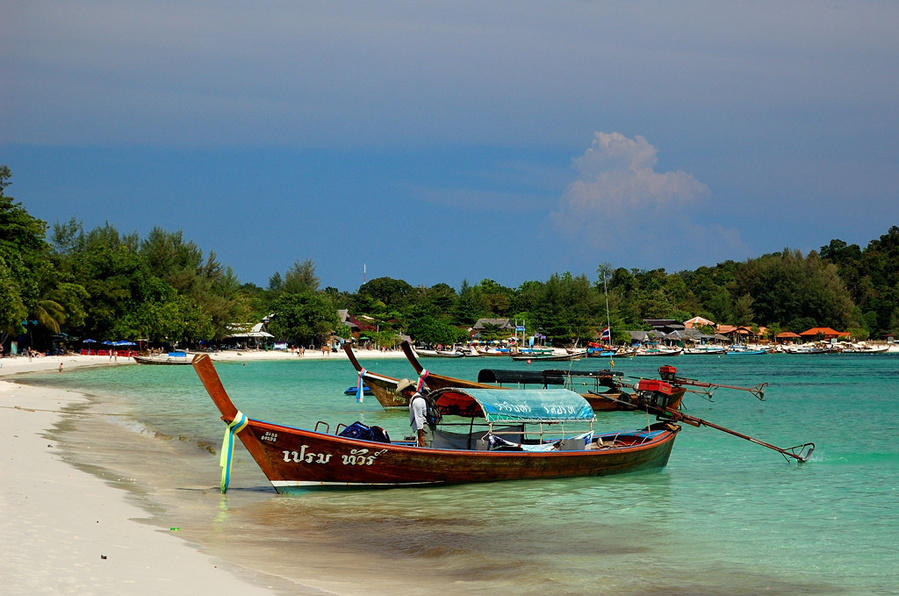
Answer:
[454,279,486,325]
[533,272,600,345]
[283,258,321,294]
[0,166,61,345]
[358,276,414,310]
[267,291,339,347]
[407,316,468,345]
[735,249,854,330]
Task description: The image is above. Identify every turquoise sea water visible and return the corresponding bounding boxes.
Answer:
[20,353,899,594]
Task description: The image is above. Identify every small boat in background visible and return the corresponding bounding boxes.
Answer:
[510,350,585,361]
[783,345,840,354]
[726,348,768,355]
[413,348,465,358]
[343,385,373,396]
[401,341,684,412]
[840,343,890,354]
[635,347,683,357]
[133,351,193,365]
[683,346,728,355]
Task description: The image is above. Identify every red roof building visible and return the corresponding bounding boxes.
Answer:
[799,327,850,339]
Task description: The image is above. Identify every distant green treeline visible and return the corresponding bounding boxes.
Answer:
[2,165,898,350]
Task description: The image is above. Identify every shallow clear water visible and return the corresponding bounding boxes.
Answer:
[20,353,899,594]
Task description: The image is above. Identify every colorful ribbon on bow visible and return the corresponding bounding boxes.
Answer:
[219,410,249,493]
[356,368,367,403]
[416,369,429,392]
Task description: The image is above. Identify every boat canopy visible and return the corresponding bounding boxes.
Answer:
[431,388,595,423]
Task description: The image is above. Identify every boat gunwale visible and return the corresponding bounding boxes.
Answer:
[228,415,679,459]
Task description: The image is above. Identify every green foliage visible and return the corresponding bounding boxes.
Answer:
[846,327,870,341]
[368,329,401,349]
[0,166,54,340]
[267,291,338,346]
[532,273,600,344]
[407,316,468,346]
[358,277,414,309]
[889,309,899,338]
[820,227,899,337]
[733,294,755,326]
[5,162,899,350]
[0,257,28,337]
[735,249,854,330]
[454,279,487,325]
[283,259,320,294]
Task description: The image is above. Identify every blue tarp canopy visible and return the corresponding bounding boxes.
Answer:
[431,388,595,423]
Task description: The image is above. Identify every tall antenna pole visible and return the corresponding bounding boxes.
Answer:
[602,266,614,367]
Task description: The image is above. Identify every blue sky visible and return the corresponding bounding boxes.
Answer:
[2,2,897,292]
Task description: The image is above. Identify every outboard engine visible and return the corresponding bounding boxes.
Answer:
[658,365,677,382]
[636,379,675,409]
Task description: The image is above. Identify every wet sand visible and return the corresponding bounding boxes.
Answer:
[0,348,415,595]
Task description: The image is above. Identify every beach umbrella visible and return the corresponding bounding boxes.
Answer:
[83,338,96,343]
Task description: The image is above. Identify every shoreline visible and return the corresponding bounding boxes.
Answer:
[0,347,406,595]
[0,378,284,594]
[0,347,405,378]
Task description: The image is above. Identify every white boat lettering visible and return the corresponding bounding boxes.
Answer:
[260,431,278,442]
[282,445,332,465]
[494,400,533,414]
[341,448,388,466]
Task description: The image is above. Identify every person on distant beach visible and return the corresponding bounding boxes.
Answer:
[398,379,428,447]
[58,362,63,373]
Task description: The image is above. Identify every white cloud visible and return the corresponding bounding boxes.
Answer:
[551,132,751,269]
[556,132,709,217]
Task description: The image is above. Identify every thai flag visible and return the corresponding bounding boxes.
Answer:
[600,327,611,341]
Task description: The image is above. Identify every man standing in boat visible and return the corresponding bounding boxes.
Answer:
[398,379,429,447]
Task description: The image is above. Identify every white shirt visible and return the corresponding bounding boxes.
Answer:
[409,392,427,431]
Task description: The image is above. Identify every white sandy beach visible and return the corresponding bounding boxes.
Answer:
[0,348,403,595]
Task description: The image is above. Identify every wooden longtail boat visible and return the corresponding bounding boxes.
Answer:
[342,343,409,409]
[133,351,193,365]
[414,348,465,358]
[484,368,687,412]
[510,350,585,361]
[635,348,683,357]
[192,353,681,490]
[399,340,496,392]
[400,341,685,412]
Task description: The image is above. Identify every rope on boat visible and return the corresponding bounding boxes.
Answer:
[356,368,367,403]
[219,410,249,493]
[416,368,429,392]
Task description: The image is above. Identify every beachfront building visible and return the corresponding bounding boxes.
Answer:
[643,319,686,334]
[684,316,715,329]
[715,325,769,344]
[470,318,514,338]
[223,322,275,349]
[799,327,851,341]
